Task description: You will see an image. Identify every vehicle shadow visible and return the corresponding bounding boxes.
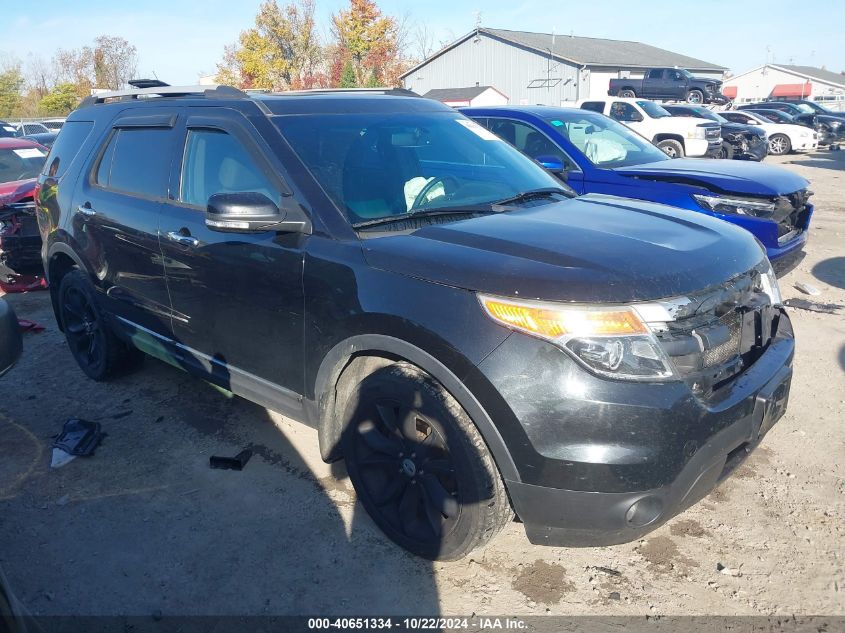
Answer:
[811,256,845,290]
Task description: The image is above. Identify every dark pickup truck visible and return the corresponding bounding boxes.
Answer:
[608,68,729,105]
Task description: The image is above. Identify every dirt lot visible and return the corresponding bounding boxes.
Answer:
[1,151,843,618]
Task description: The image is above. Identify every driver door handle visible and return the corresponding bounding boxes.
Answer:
[167,231,200,247]
[77,203,96,217]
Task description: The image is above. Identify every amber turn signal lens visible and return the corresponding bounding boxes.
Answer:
[480,296,647,339]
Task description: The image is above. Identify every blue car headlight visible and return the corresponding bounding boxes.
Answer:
[692,193,776,217]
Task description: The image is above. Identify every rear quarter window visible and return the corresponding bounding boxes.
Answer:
[581,101,605,113]
[41,120,94,179]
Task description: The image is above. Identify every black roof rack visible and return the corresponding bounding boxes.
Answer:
[77,84,419,111]
[78,85,255,108]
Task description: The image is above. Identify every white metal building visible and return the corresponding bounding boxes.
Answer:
[402,28,726,106]
[422,86,509,107]
[722,64,845,110]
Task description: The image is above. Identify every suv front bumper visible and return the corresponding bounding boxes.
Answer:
[475,308,794,547]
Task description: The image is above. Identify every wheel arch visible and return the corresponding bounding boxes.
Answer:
[46,243,89,331]
[312,334,520,482]
[652,133,685,146]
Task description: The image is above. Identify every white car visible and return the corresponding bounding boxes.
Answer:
[720,110,817,155]
[576,97,721,158]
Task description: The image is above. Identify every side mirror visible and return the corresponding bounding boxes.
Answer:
[0,299,22,378]
[629,112,644,123]
[206,192,287,233]
[535,154,565,174]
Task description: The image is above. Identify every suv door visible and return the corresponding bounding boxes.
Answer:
[72,111,178,335]
[609,101,646,136]
[159,108,306,403]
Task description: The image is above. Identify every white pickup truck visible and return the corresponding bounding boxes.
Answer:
[576,97,721,158]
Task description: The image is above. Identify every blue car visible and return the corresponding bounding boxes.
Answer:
[462,106,812,272]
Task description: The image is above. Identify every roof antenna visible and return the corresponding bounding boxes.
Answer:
[570,29,574,38]
[473,11,481,42]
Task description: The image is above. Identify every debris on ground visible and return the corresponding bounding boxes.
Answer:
[0,274,48,294]
[716,562,742,577]
[589,565,622,577]
[18,319,44,332]
[794,282,821,296]
[784,298,842,314]
[209,450,253,471]
[50,418,106,468]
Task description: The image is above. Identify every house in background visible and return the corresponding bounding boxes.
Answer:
[403,27,726,106]
[422,85,508,107]
[723,64,845,109]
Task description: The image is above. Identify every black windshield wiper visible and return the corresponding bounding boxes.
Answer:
[491,187,572,207]
[352,206,498,229]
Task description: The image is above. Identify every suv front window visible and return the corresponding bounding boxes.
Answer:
[273,112,560,226]
[180,129,278,207]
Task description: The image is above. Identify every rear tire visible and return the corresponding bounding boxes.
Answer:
[657,139,684,158]
[342,362,512,560]
[768,133,791,155]
[58,270,143,381]
[619,89,636,98]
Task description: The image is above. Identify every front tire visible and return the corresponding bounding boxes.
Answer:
[657,139,684,158]
[58,270,143,381]
[687,89,704,104]
[342,362,512,560]
[769,133,791,155]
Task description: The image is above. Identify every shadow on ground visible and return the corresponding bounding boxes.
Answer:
[811,256,845,290]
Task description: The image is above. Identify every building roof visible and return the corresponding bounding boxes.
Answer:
[402,28,726,79]
[776,65,845,88]
[423,86,498,102]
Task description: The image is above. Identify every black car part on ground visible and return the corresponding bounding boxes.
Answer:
[0,202,41,274]
[0,298,22,377]
[35,83,795,558]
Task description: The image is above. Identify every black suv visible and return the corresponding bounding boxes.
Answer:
[36,85,794,560]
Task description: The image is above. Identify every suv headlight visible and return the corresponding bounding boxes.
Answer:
[759,260,782,305]
[688,126,707,140]
[478,295,676,381]
[692,193,776,216]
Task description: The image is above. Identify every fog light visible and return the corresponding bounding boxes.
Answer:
[625,496,663,527]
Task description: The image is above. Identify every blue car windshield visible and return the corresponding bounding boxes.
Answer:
[544,110,670,168]
[273,111,561,225]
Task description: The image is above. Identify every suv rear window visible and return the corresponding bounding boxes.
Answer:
[94,127,172,198]
[41,120,94,178]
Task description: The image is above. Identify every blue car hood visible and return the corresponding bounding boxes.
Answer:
[614,158,808,196]
[362,194,764,304]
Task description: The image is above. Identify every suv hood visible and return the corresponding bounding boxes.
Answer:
[362,194,763,304]
[614,158,808,196]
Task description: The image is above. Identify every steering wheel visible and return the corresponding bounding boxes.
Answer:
[411,175,460,210]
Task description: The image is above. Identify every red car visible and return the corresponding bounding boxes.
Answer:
[0,138,48,273]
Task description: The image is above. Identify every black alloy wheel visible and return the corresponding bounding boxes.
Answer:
[342,363,511,560]
[58,270,142,380]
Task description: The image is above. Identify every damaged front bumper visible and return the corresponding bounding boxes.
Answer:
[477,302,794,547]
[0,202,42,274]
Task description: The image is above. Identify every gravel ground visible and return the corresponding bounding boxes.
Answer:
[0,151,843,618]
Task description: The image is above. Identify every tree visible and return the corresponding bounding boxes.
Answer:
[25,54,53,101]
[92,36,138,90]
[38,83,79,116]
[52,47,95,98]
[330,0,409,87]
[0,64,24,118]
[339,60,357,88]
[225,0,324,90]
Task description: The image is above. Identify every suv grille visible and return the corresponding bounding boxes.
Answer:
[704,125,721,140]
[654,266,778,398]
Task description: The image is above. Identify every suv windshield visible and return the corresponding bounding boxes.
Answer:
[544,110,669,168]
[636,100,671,118]
[273,111,561,226]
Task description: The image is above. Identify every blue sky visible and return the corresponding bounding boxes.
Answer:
[3,0,843,84]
